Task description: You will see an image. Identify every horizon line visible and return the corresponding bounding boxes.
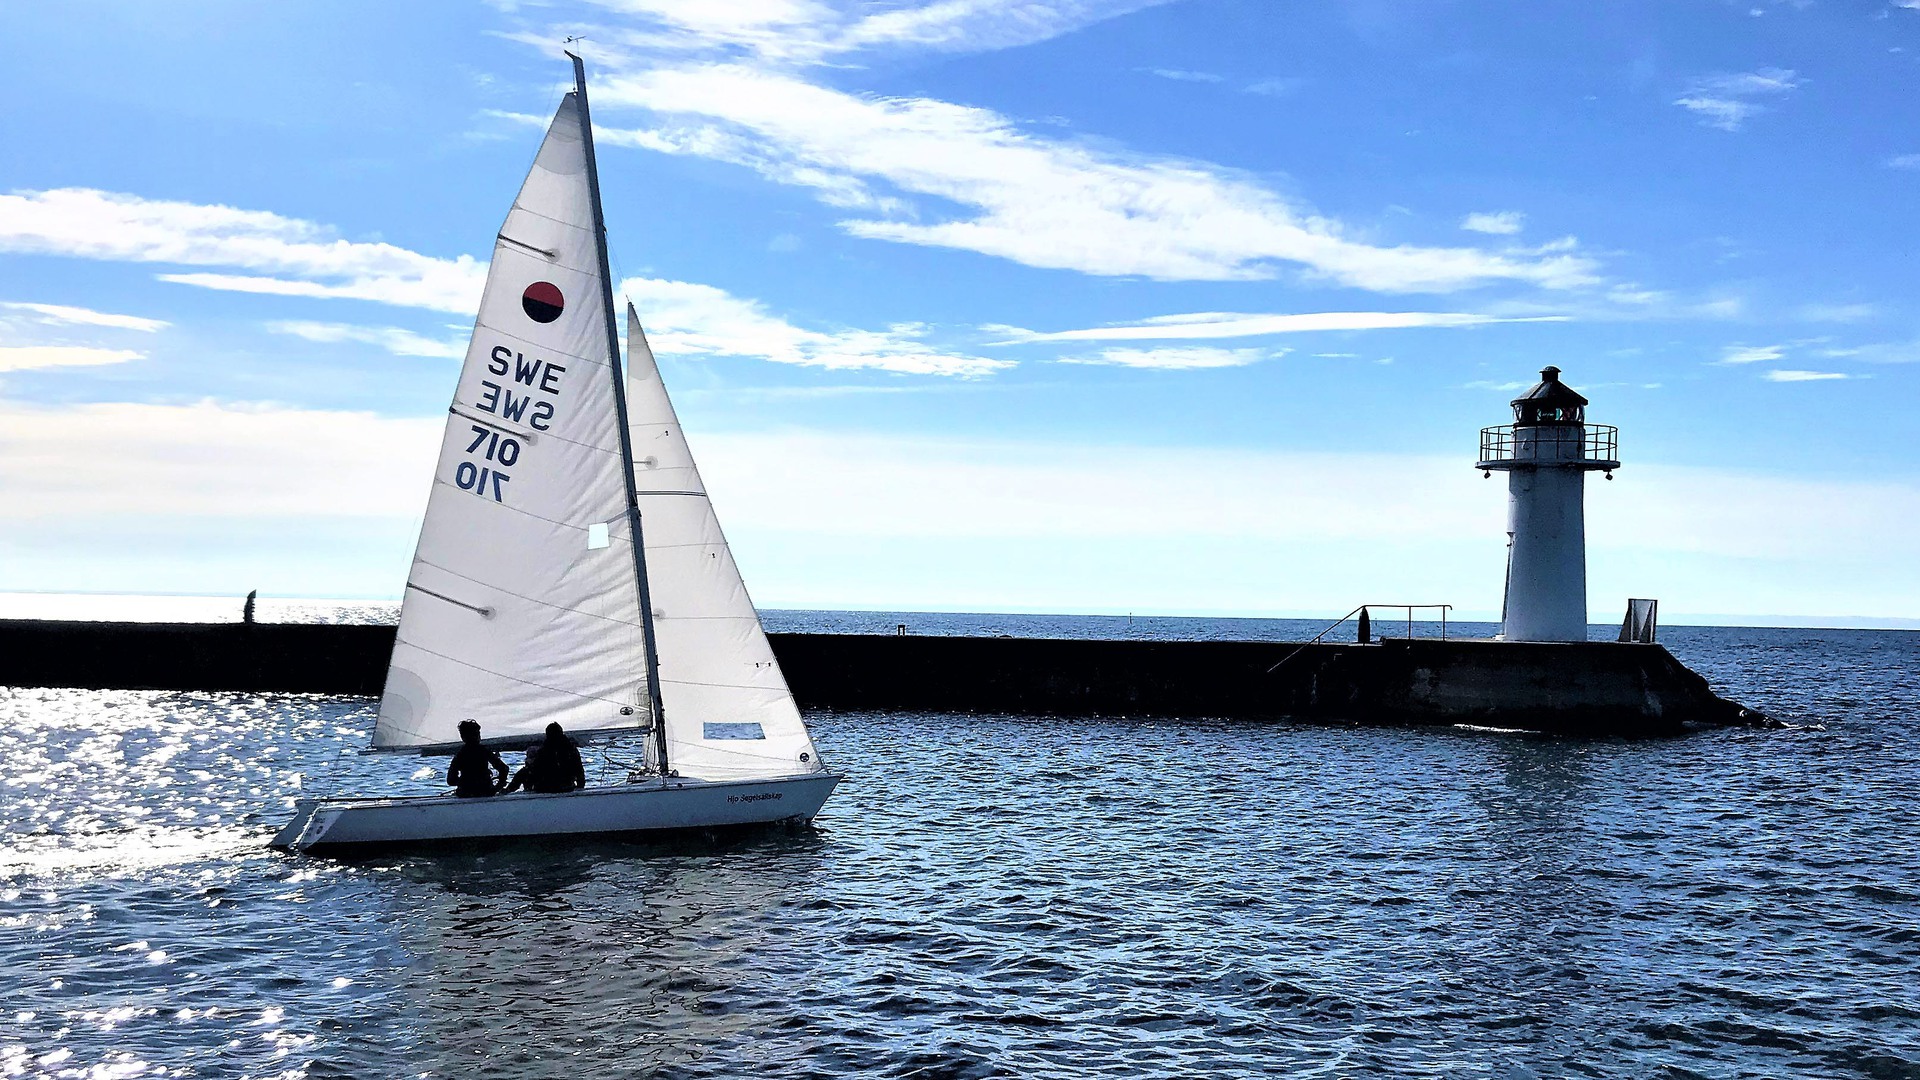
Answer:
[0,590,1913,632]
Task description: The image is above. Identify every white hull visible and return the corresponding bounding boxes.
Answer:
[271,772,840,855]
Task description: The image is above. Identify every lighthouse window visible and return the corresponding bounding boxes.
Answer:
[1516,403,1584,424]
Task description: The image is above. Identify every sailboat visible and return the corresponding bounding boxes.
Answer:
[271,55,839,854]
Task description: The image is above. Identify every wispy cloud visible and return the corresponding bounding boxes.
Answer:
[1059,346,1273,369]
[0,301,169,332]
[1473,284,1748,324]
[266,321,465,359]
[0,187,993,378]
[991,309,1563,343]
[1674,68,1802,131]
[1797,302,1880,323]
[1763,369,1859,382]
[1242,77,1306,97]
[1887,153,1920,170]
[621,276,1010,377]
[683,383,932,402]
[1718,343,1784,365]
[1461,211,1524,236]
[837,0,1175,56]
[0,188,487,313]
[549,0,1178,66]
[1142,67,1222,83]
[591,65,1601,291]
[1818,340,1920,364]
[0,346,145,373]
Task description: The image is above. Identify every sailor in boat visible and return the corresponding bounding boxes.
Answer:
[502,722,587,795]
[502,746,541,796]
[533,722,586,793]
[446,720,508,798]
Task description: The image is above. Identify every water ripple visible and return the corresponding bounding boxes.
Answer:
[0,627,1916,1077]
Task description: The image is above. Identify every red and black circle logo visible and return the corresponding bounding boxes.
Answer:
[522,282,564,324]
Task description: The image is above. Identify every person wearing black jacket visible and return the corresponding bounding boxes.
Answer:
[446,719,507,798]
[530,722,586,793]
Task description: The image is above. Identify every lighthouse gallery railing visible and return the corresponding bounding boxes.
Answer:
[1477,423,1617,465]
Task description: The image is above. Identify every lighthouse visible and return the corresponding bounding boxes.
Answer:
[1476,367,1619,642]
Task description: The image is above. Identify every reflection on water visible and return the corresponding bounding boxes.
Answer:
[378,838,830,1076]
[0,625,1917,1077]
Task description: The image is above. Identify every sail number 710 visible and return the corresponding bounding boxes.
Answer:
[457,424,519,502]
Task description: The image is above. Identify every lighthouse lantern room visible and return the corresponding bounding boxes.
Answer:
[1476,367,1620,643]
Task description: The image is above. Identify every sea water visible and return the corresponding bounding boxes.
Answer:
[0,603,1916,1078]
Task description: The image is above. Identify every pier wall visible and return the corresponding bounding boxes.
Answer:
[774,633,1748,734]
[0,620,1754,734]
[0,620,393,696]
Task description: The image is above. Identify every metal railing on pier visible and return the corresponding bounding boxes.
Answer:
[1266,604,1453,674]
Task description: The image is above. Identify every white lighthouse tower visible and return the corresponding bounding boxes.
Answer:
[1476,367,1619,643]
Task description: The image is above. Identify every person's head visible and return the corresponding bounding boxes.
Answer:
[458,719,481,746]
[545,722,565,741]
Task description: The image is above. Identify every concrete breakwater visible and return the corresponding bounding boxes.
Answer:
[0,619,1762,735]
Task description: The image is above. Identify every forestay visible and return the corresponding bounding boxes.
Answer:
[623,305,825,781]
[373,93,649,751]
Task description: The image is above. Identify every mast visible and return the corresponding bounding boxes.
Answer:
[569,51,670,776]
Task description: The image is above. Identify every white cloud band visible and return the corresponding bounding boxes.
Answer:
[0,346,145,373]
[994,310,1561,343]
[593,64,1600,291]
[0,301,169,332]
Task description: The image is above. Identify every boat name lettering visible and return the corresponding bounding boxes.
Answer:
[726,792,784,805]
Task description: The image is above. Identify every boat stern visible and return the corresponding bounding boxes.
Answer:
[269,799,327,852]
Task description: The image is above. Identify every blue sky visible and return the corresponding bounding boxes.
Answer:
[1,0,1916,625]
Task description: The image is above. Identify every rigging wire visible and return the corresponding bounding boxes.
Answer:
[599,744,656,782]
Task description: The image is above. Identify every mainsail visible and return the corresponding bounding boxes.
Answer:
[624,305,825,781]
[372,89,648,751]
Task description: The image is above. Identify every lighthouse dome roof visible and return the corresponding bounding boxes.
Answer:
[1511,366,1588,425]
